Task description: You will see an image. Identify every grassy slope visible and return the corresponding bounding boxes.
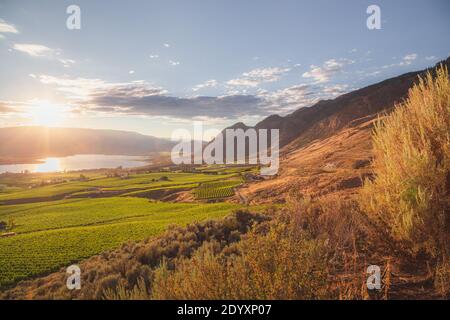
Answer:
[0,167,253,287]
[0,172,236,201]
[0,197,241,287]
[194,179,243,200]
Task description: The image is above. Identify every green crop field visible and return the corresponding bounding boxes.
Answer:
[0,166,254,288]
[0,197,242,287]
[194,179,243,200]
[0,172,237,202]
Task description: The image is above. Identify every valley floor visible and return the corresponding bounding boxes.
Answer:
[0,166,257,289]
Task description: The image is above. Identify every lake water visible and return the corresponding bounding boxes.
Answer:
[0,154,151,173]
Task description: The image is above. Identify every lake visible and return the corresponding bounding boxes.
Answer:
[0,154,151,173]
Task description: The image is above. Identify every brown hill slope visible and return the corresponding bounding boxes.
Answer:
[230,57,450,150]
[236,57,450,203]
[238,115,375,204]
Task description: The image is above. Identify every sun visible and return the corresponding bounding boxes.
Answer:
[27,100,68,126]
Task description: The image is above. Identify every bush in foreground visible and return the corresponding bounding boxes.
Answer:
[360,65,450,259]
[150,214,330,300]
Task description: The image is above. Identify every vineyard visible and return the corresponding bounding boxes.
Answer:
[0,171,236,203]
[0,166,254,288]
[0,198,241,287]
[194,180,243,200]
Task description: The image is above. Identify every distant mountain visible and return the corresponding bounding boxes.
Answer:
[234,57,450,204]
[226,57,450,151]
[0,127,174,163]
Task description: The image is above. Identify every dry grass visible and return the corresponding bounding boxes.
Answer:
[435,258,450,298]
[150,216,330,300]
[103,193,371,300]
[360,65,450,259]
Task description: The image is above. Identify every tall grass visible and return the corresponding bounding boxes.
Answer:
[104,196,367,300]
[360,65,450,258]
[150,214,330,300]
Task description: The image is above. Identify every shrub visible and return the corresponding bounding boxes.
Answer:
[360,65,450,258]
[0,210,266,300]
[150,212,331,300]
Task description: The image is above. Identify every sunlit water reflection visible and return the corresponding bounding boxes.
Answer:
[0,154,150,173]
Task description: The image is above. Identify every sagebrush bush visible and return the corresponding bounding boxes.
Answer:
[360,65,450,257]
[0,210,266,300]
[148,211,331,300]
[105,194,369,300]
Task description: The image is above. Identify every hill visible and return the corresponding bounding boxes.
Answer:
[233,57,450,203]
[0,127,174,164]
[229,57,450,150]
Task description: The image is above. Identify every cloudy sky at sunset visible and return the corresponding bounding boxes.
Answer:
[1,0,449,137]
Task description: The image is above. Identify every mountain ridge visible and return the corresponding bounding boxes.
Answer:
[233,57,450,204]
[0,126,174,163]
[226,57,450,151]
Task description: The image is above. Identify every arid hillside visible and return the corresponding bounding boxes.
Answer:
[237,57,450,204]
[240,57,450,149]
[238,115,375,204]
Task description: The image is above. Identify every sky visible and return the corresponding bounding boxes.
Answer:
[0,0,449,138]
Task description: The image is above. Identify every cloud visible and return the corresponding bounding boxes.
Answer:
[163,43,170,48]
[322,84,350,97]
[0,19,19,34]
[37,75,166,101]
[227,67,291,88]
[35,72,353,122]
[425,55,437,61]
[89,93,265,119]
[257,84,318,113]
[382,53,418,69]
[38,75,120,99]
[257,82,351,114]
[129,70,135,74]
[0,102,16,114]
[12,43,75,67]
[13,43,55,57]
[0,100,30,115]
[192,80,218,92]
[169,60,180,66]
[58,58,76,68]
[401,54,417,65]
[364,70,381,77]
[35,74,264,120]
[149,54,159,59]
[302,58,354,83]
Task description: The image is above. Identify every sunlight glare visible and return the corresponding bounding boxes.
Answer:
[35,158,61,173]
[27,101,68,126]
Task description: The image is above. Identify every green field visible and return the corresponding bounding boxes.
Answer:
[0,172,236,202]
[0,167,253,288]
[194,179,243,200]
[0,197,242,287]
